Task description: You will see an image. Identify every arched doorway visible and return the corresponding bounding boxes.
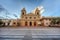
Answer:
[17,23,20,26]
[34,22,36,26]
[30,22,32,26]
[25,21,28,26]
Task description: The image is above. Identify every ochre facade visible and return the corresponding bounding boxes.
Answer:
[11,8,51,27]
[20,8,41,27]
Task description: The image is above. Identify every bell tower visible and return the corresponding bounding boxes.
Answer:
[35,8,40,15]
[21,8,26,18]
[21,8,26,15]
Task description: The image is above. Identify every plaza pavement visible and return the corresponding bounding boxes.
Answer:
[0,27,60,40]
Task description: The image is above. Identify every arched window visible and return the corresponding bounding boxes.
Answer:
[37,12,39,15]
[22,12,24,15]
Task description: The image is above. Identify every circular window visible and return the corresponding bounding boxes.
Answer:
[30,17,32,19]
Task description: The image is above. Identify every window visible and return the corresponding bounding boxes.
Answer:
[13,22,15,24]
[37,12,39,15]
[46,23,48,25]
[30,17,32,19]
[26,17,27,19]
[22,12,24,15]
[34,17,36,19]
[49,19,51,21]
[46,19,48,20]
[17,23,20,26]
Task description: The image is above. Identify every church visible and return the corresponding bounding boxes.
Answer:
[8,7,51,27]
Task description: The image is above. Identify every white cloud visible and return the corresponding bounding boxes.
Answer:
[32,6,45,14]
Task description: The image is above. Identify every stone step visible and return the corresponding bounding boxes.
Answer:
[0,35,60,38]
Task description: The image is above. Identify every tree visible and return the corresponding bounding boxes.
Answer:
[0,19,3,27]
[51,18,56,24]
[51,17,60,24]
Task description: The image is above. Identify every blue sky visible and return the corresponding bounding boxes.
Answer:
[0,0,60,19]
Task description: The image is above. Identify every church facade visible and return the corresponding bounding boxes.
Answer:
[9,8,51,27]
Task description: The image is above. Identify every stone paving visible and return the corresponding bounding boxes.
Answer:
[0,27,60,40]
